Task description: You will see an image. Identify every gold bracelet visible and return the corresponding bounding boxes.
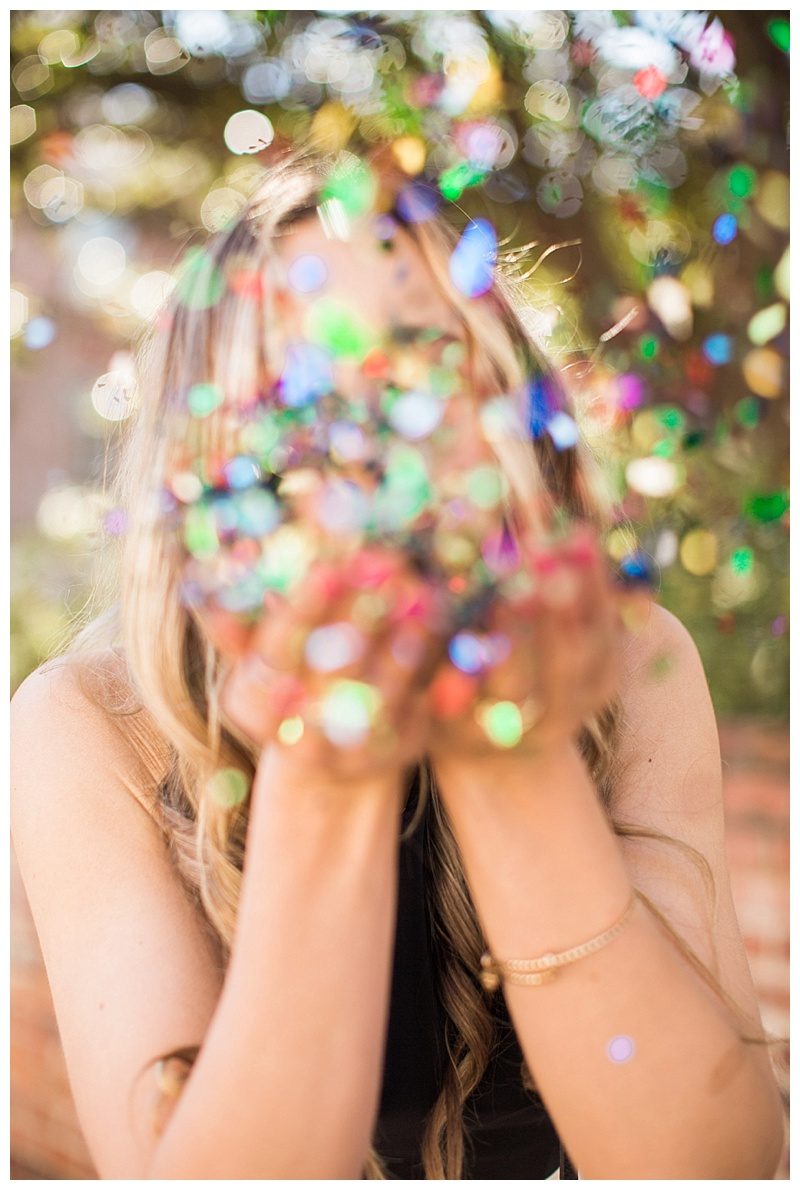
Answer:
[479,890,639,991]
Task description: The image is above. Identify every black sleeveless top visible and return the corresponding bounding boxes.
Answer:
[373,775,577,1180]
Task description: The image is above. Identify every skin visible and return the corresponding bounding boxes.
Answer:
[199,215,785,1174]
[10,213,786,1177]
[204,211,632,774]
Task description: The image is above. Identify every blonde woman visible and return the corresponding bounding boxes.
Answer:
[11,154,785,1179]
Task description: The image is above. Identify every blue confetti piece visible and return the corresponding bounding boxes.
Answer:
[287,254,328,294]
[702,333,732,365]
[526,372,561,439]
[448,632,488,674]
[618,550,655,586]
[547,411,579,450]
[395,182,442,224]
[712,213,738,245]
[279,342,334,407]
[24,315,57,350]
[211,493,240,537]
[223,456,261,490]
[234,486,280,536]
[448,218,497,298]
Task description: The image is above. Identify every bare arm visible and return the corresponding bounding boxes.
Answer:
[148,747,404,1179]
[432,604,785,1178]
[11,662,404,1178]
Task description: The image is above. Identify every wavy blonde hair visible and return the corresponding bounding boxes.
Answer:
[64,151,779,1178]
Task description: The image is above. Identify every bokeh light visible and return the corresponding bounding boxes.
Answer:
[9,9,789,722]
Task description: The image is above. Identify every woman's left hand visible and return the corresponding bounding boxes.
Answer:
[428,522,642,767]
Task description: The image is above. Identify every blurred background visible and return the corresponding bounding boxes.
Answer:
[10,9,789,1178]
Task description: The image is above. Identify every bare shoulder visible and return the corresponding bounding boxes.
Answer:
[618,600,706,688]
[617,600,714,734]
[11,653,224,1177]
[612,599,721,821]
[11,650,172,829]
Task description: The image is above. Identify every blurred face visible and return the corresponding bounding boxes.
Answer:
[277,212,465,343]
[175,207,521,618]
[272,213,497,477]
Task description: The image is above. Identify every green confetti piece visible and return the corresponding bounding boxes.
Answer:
[466,464,504,509]
[208,767,250,808]
[175,246,225,311]
[767,17,790,52]
[277,716,305,746]
[187,382,224,418]
[319,679,382,746]
[734,396,760,428]
[652,438,675,458]
[656,406,685,431]
[479,701,523,748]
[429,365,460,398]
[373,443,432,529]
[730,547,754,574]
[755,264,774,303]
[240,416,282,460]
[748,303,787,345]
[184,503,219,559]
[639,334,659,360]
[744,491,789,522]
[439,161,487,201]
[321,157,376,218]
[728,164,756,198]
[306,299,374,361]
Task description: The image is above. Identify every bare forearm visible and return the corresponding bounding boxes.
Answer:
[434,745,784,1178]
[147,749,403,1179]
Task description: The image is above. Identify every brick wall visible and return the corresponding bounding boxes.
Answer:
[11,718,789,1179]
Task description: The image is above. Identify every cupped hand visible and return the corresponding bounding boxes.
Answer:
[427,522,647,766]
[196,546,450,784]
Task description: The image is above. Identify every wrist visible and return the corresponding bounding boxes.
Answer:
[254,743,407,815]
[433,735,580,799]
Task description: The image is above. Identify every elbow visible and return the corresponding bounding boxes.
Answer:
[696,1085,786,1179]
[740,1057,788,1179]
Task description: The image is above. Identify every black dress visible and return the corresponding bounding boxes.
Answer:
[373,773,578,1180]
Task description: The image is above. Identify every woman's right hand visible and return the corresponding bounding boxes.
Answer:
[196,546,449,784]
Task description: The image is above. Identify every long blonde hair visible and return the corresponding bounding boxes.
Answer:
[64,151,777,1178]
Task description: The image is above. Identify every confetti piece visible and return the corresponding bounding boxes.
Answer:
[277,716,305,746]
[448,632,488,675]
[175,246,225,310]
[306,300,375,361]
[319,679,382,747]
[476,699,524,748]
[395,182,442,224]
[547,411,579,450]
[279,342,334,407]
[188,382,224,418]
[287,254,328,294]
[208,767,250,807]
[304,622,366,672]
[606,1035,635,1063]
[712,213,738,245]
[702,334,732,365]
[448,218,497,298]
[387,390,444,440]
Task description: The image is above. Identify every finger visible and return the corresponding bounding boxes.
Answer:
[220,652,289,742]
[192,600,255,663]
